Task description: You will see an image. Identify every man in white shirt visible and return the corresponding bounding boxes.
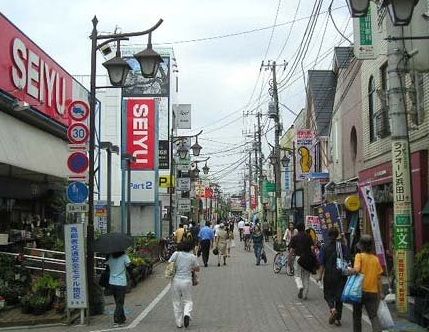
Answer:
[237,218,245,241]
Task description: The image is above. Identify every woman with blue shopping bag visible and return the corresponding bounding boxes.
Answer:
[347,235,384,332]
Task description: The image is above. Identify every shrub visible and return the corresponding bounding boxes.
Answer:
[415,243,429,287]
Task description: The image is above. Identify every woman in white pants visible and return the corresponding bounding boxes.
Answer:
[168,241,200,328]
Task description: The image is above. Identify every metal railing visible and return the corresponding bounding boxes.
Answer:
[0,247,106,275]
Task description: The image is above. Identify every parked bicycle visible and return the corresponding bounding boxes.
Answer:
[273,250,294,276]
[158,236,176,262]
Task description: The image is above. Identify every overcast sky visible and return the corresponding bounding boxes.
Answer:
[1,0,353,193]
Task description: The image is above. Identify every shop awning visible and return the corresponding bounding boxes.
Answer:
[0,111,68,179]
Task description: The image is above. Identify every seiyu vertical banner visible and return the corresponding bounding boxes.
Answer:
[360,185,387,267]
[127,98,156,170]
[295,129,314,181]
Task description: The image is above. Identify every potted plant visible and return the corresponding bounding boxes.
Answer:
[20,294,32,314]
[32,274,60,302]
[30,295,50,315]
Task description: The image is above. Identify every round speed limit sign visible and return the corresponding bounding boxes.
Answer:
[67,123,89,144]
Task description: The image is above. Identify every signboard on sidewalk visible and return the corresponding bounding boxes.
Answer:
[64,223,87,309]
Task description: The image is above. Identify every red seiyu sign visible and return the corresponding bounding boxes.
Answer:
[0,13,74,126]
[127,99,156,170]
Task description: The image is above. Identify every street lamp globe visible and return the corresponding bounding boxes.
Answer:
[134,35,163,79]
[385,0,418,26]
[202,163,210,175]
[281,155,290,168]
[102,55,132,87]
[191,139,202,157]
[177,145,188,160]
[346,0,370,17]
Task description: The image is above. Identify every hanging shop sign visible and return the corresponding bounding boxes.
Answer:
[360,185,387,267]
[176,156,191,172]
[295,129,315,181]
[177,198,191,212]
[159,175,175,188]
[130,171,155,203]
[316,203,342,243]
[353,7,375,60]
[173,104,191,129]
[344,195,360,212]
[94,201,108,234]
[177,178,191,191]
[64,223,88,309]
[126,98,156,170]
[158,140,169,169]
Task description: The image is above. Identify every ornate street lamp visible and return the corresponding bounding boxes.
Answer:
[346,0,370,17]
[385,0,419,26]
[102,41,131,87]
[177,144,189,160]
[134,32,163,78]
[281,155,290,168]
[194,166,200,177]
[191,137,202,157]
[202,163,210,175]
[269,153,277,165]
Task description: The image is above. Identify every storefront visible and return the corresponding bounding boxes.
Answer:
[359,150,429,252]
[0,13,89,250]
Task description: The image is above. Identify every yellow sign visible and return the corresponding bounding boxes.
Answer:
[344,195,360,212]
[396,250,408,313]
[159,175,175,188]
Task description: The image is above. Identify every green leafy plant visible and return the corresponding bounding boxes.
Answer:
[32,274,60,295]
[415,243,429,287]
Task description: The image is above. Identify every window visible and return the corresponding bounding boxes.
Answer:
[368,76,376,142]
[350,126,357,161]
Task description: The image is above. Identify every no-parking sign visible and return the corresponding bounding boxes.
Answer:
[68,100,89,122]
[67,152,89,174]
[67,123,89,144]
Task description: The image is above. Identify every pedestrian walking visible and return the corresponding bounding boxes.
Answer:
[174,223,186,244]
[252,225,265,265]
[289,223,315,300]
[169,241,200,328]
[262,220,270,242]
[348,235,383,332]
[226,226,235,257]
[215,223,228,266]
[237,218,245,241]
[106,251,131,327]
[242,222,252,250]
[283,222,298,247]
[190,222,200,254]
[317,227,348,326]
[198,222,214,267]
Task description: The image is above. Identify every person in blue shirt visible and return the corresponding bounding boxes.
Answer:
[198,221,214,267]
[107,251,131,326]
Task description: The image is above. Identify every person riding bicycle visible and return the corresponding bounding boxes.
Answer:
[283,222,298,275]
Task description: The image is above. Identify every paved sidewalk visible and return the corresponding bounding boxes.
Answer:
[11,236,426,332]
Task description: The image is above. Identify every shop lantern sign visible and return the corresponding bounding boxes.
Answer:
[64,223,87,309]
[295,129,315,181]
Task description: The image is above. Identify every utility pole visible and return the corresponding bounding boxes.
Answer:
[257,112,264,223]
[387,21,414,315]
[248,150,252,220]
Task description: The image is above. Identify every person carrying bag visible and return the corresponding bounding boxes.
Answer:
[348,235,384,332]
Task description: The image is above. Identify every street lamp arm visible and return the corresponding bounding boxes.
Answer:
[96,37,129,51]
[172,130,204,143]
[95,19,164,41]
[193,157,210,163]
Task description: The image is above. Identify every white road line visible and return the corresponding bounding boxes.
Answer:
[267,243,371,325]
[89,283,171,332]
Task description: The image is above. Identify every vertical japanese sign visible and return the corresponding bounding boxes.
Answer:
[64,224,87,309]
[126,99,156,170]
[295,129,314,181]
[360,185,387,267]
[158,140,170,169]
[353,7,375,60]
[392,139,413,313]
[284,164,291,191]
[173,104,192,129]
[94,201,108,234]
[317,203,342,243]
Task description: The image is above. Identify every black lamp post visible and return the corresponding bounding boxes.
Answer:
[345,0,418,25]
[87,16,163,314]
[191,137,202,157]
[122,153,136,236]
[99,141,119,233]
[280,155,290,168]
[202,163,210,175]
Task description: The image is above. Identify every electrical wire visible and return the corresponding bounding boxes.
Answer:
[328,0,353,45]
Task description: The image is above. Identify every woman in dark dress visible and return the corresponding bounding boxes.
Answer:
[317,227,348,326]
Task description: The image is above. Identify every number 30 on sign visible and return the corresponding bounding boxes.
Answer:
[67,123,89,144]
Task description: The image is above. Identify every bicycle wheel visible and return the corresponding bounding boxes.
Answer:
[273,253,283,273]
